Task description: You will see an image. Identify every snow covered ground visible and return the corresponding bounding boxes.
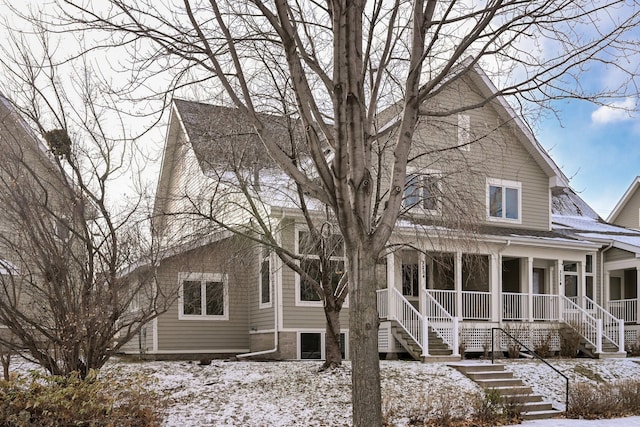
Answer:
[8,356,640,426]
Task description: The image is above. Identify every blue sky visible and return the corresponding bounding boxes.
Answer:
[536,96,639,219]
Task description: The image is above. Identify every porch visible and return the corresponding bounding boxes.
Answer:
[376,248,626,360]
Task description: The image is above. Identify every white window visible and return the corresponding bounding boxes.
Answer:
[295,228,345,306]
[487,178,521,223]
[298,331,348,360]
[585,254,595,300]
[403,171,441,213]
[259,250,272,309]
[458,114,470,150]
[178,272,228,320]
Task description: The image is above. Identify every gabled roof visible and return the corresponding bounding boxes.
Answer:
[606,176,640,224]
[464,63,569,187]
[552,186,640,255]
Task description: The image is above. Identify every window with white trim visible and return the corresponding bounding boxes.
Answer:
[295,229,345,305]
[458,114,470,150]
[179,272,228,320]
[487,178,521,223]
[585,254,595,300]
[298,331,348,359]
[259,249,272,308]
[403,171,440,213]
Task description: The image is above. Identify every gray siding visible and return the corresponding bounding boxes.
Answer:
[606,248,635,263]
[381,76,552,231]
[279,221,349,330]
[155,236,253,352]
[614,188,640,230]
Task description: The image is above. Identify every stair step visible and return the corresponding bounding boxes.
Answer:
[486,385,533,395]
[522,409,563,421]
[475,378,524,388]
[501,393,543,403]
[449,363,505,374]
[517,401,554,412]
[466,371,514,381]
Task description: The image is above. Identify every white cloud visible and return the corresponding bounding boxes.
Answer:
[591,98,637,124]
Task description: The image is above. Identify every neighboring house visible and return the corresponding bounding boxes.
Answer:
[0,93,71,343]
[124,65,637,362]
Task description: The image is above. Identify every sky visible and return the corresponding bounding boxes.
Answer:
[0,2,638,219]
[537,95,639,219]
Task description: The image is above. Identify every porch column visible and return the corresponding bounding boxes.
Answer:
[386,252,396,320]
[455,251,463,319]
[636,268,640,324]
[557,259,564,321]
[491,253,501,322]
[419,252,427,316]
[527,257,534,322]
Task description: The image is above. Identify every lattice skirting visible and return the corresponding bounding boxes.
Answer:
[459,324,561,353]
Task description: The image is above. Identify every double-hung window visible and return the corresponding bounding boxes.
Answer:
[259,249,272,308]
[179,272,228,320]
[404,171,440,213]
[296,229,345,305]
[487,178,521,223]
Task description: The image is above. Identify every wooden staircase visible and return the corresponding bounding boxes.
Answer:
[450,363,563,421]
[391,321,459,362]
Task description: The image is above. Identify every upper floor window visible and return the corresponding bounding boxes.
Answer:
[487,178,521,223]
[179,272,228,320]
[404,172,440,213]
[295,228,345,305]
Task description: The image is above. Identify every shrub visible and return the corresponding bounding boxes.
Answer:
[567,379,640,419]
[559,326,581,357]
[533,330,554,358]
[0,369,165,426]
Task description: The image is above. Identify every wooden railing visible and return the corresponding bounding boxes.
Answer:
[561,296,602,353]
[608,298,638,323]
[423,291,459,354]
[576,296,624,352]
[502,292,528,321]
[533,294,559,321]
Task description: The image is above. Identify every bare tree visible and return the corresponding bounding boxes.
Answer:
[34,0,640,424]
[0,28,174,379]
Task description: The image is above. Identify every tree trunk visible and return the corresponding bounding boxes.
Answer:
[322,306,342,370]
[349,246,381,427]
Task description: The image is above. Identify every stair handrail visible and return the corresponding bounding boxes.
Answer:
[580,296,624,352]
[561,295,601,352]
[491,327,569,412]
[390,288,424,353]
[424,290,458,351]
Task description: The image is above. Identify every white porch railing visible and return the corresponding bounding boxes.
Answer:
[426,290,456,317]
[462,291,491,320]
[576,296,624,352]
[424,291,459,353]
[561,295,602,353]
[533,294,559,321]
[377,288,459,356]
[502,292,528,321]
[377,289,388,319]
[426,290,491,320]
[608,299,638,323]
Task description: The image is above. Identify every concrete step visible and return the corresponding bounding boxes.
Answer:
[522,409,562,421]
[449,363,505,374]
[501,393,543,403]
[466,371,514,381]
[486,385,534,395]
[475,378,524,388]
[518,401,554,412]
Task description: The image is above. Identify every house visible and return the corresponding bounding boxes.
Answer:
[124,64,635,361]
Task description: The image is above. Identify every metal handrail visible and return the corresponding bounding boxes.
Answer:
[491,327,569,412]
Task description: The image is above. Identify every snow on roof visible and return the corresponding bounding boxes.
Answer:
[552,187,640,252]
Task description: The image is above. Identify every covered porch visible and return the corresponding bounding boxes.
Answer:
[377,246,625,358]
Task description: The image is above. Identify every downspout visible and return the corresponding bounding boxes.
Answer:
[237,211,285,359]
[600,241,614,306]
